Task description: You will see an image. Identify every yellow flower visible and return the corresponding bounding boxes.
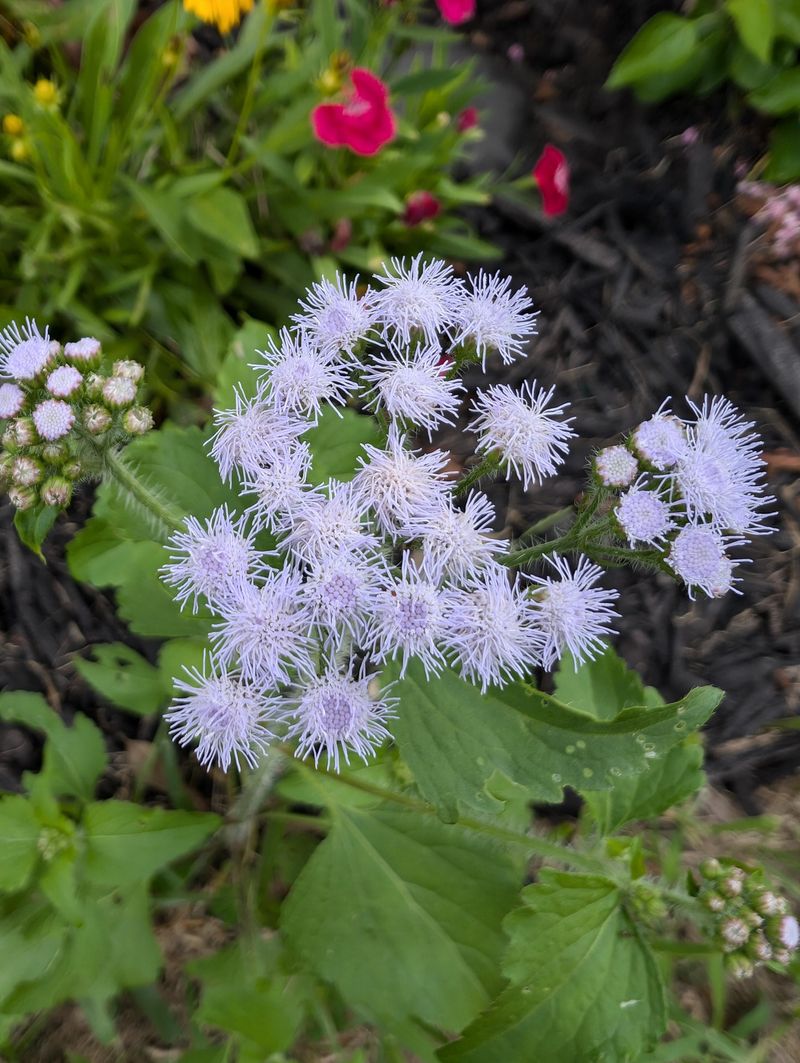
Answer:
[182,0,254,33]
[33,78,60,109]
[10,139,29,163]
[2,114,24,137]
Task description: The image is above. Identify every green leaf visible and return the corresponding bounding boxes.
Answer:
[0,795,40,892]
[282,802,521,1036]
[554,646,655,721]
[0,692,107,802]
[74,643,167,716]
[749,68,800,113]
[186,187,259,260]
[440,871,666,1063]
[606,14,698,89]
[83,801,220,888]
[213,319,273,408]
[13,505,59,558]
[727,0,775,62]
[775,0,800,44]
[388,662,721,821]
[306,407,381,484]
[392,67,464,96]
[66,520,154,587]
[765,117,800,181]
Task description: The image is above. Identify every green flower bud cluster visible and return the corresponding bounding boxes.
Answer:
[0,321,153,514]
[697,858,799,977]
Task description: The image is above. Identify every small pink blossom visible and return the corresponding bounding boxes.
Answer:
[533,144,570,217]
[312,68,396,157]
[436,0,476,25]
[403,190,441,226]
[457,106,479,133]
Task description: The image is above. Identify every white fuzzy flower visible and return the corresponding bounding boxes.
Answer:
[616,477,678,546]
[102,375,137,408]
[633,402,687,470]
[443,562,543,690]
[64,337,101,364]
[304,550,386,647]
[367,554,451,677]
[0,383,24,418]
[284,664,396,771]
[32,399,74,441]
[361,343,463,437]
[372,254,462,344]
[211,568,314,686]
[595,445,638,488]
[282,479,378,561]
[0,319,51,380]
[406,492,506,584]
[471,380,575,490]
[666,523,742,599]
[253,327,356,419]
[47,365,83,398]
[291,274,375,356]
[452,270,538,367]
[165,662,277,771]
[241,442,313,532]
[161,505,259,613]
[208,386,307,482]
[527,554,619,669]
[352,424,452,536]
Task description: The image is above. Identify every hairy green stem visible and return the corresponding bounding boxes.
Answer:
[104,449,185,537]
[453,452,501,498]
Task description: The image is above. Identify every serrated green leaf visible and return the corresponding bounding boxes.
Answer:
[388,662,721,821]
[554,646,651,721]
[606,14,698,89]
[66,519,154,587]
[74,643,166,716]
[83,801,220,888]
[0,795,40,892]
[749,68,800,114]
[186,187,259,260]
[306,407,381,484]
[281,803,521,1036]
[727,0,775,62]
[440,871,666,1063]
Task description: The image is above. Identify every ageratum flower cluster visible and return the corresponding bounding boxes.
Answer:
[0,319,153,511]
[160,257,773,774]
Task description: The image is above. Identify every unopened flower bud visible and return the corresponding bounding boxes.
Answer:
[14,417,37,446]
[85,372,104,396]
[0,382,25,419]
[102,376,136,408]
[725,954,754,979]
[2,424,16,448]
[0,452,13,486]
[9,485,37,510]
[748,932,772,963]
[742,908,763,929]
[32,399,75,441]
[773,914,799,952]
[84,405,112,435]
[721,916,750,951]
[773,948,791,966]
[12,455,43,486]
[113,359,144,383]
[720,873,744,899]
[40,476,72,508]
[10,139,29,163]
[64,337,101,366]
[47,364,82,398]
[48,339,62,360]
[41,442,68,465]
[123,406,153,436]
[62,460,82,481]
[700,858,722,880]
[703,891,725,913]
[595,444,638,488]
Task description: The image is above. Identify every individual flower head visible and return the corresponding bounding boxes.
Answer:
[435,0,476,24]
[361,343,463,437]
[32,399,74,441]
[452,270,539,368]
[367,553,452,677]
[102,376,137,408]
[161,505,259,613]
[527,553,619,670]
[253,328,356,419]
[595,444,638,488]
[241,442,313,533]
[63,337,101,365]
[0,318,51,380]
[671,396,774,536]
[443,562,544,690]
[403,190,441,227]
[304,550,387,647]
[615,477,678,546]
[46,365,82,398]
[666,523,743,600]
[281,479,379,561]
[457,106,479,133]
[352,423,452,536]
[211,568,314,686]
[208,385,307,482]
[284,664,396,771]
[632,401,687,470]
[371,254,462,346]
[471,380,575,490]
[0,383,24,418]
[533,144,570,217]
[165,660,276,772]
[312,68,396,156]
[182,0,254,34]
[291,274,375,357]
[407,491,506,584]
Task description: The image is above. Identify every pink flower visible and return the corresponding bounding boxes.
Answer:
[457,106,479,133]
[312,68,396,156]
[403,191,441,226]
[533,144,570,217]
[436,0,476,24]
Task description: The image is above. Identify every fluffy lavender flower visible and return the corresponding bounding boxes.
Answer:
[778,915,799,951]
[253,328,356,419]
[285,665,396,771]
[165,662,277,771]
[452,270,538,367]
[633,402,687,470]
[63,337,101,364]
[527,554,619,669]
[372,254,462,345]
[471,381,575,490]
[352,425,452,536]
[616,477,678,546]
[443,562,543,690]
[161,506,259,613]
[671,396,774,536]
[241,442,313,532]
[47,365,82,398]
[282,480,378,561]
[208,386,307,482]
[361,343,463,437]
[407,492,506,584]
[0,383,24,418]
[0,319,51,380]
[291,274,375,356]
[304,550,386,647]
[595,445,638,488]
[32,399,74,441]
[367,554,451,677]
[211,568,314,686]
[666,523,742,599]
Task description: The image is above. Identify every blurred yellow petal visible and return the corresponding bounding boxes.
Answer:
[183,0,254,33]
